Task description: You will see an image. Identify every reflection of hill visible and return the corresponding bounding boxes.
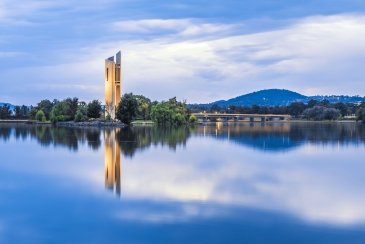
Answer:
[196,122,365,152]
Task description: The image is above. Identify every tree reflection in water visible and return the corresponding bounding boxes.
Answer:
[0,122,364,198]
[0,122,364,153]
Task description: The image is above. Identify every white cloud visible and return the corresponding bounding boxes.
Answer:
[111,14,365,101]
[2,14,365,104]
[111,18,236,37]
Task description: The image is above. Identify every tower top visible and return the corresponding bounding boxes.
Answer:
[106,51,121,63]
[116,51,121,64]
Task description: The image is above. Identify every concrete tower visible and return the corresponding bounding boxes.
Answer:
[105,51,121,119]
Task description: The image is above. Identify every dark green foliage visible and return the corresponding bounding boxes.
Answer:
[87,100,102,119]
[116,126,191,157]
[288,102,306,117]
[116,93,138,125]
[65,97,79,120]
[134,95,152,120]
[50,100,72,122]
[334,102,348,117]
[14,105,29,119]
[302,106,340,121]
[50,98,80,122]
[0,105,12,119]
[37,100,53,120]
[357,108,365,123]
[29,106,38,119]
[150,97,189,126]
[75,102,88,122]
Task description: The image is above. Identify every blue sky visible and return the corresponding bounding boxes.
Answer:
[1,0,365,104]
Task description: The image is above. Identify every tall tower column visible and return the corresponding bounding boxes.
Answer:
[105,51,122,120]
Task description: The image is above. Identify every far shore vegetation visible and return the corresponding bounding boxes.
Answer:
[0,94,195,126]
[0,95,365,125]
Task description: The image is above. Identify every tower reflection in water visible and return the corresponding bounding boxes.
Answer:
[104,129,121,197]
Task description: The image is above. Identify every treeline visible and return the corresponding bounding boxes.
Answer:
[2,96,365,123]
[116,93,193,125]
[0,94,194,126]
[190,99,365,122]
[0,98,103,122]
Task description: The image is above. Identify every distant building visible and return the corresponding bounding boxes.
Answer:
[105,51,121,119]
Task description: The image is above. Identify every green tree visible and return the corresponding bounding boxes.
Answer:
[50,100,71,122]
[75,102,88,122]
[116,93,138,125]
[134,95,151,120]
[302,106,340,121]
[65,97,79,120]
[288,102,306,117]
[37,99,53,120]
[0,105,12,119]
[29,106,38,120]
[35,110,46,122]
[334,102,348,117]
[150,97,189,126]
[87,100,102,119]
[323,108,341,120]
[357,108,365,123]
[50,98,82,122]
[14,106,21,119]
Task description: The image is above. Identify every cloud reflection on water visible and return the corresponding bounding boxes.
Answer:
[0,122,365,227]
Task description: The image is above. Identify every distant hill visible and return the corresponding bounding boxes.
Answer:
[215,89,306,107]
[0,102,15,110]
[193,89,365,108]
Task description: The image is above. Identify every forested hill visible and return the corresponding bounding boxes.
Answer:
[194,89,365,107]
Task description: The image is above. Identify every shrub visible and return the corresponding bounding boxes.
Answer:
[189,114,197,124]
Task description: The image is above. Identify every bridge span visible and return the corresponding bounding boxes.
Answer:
[191,113,291,122]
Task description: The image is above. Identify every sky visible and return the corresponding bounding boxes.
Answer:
[1,0,365,105]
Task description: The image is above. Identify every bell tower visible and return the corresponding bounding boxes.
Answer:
[105,51,122,119]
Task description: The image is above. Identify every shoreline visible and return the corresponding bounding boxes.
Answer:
[0,120,51,125]
[0,119,362,128]
[0,120,126,128]
[56,121,126,128]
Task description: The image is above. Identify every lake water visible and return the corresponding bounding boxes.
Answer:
[0,122,365,243]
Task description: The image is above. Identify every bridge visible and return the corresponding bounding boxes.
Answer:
[191,113,291,122]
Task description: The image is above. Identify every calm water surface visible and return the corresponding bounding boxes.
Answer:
[0,122,365,243]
